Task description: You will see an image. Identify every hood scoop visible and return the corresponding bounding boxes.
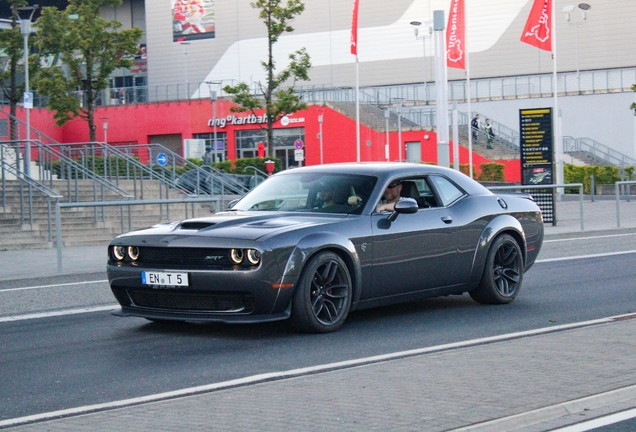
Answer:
[180,221,217,230]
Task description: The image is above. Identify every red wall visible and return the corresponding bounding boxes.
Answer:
[13,102,520,182]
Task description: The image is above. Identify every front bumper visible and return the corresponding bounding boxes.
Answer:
[107,259,295,322]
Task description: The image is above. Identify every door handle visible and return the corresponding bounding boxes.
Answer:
[441,216,453,224]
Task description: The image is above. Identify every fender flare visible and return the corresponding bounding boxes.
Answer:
[273,232,362,311]
[467,215,527,289]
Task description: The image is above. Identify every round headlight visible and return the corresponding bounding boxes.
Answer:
[112,246,126,261]
[230,249,244,264]
[246,249,261,265]
[128,246,140,261]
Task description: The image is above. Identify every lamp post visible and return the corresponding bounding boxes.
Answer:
[563,3,591,94]
[180,42,190,90]
[317,110,324,165]
[385,109,390,161]
[100,117,109,143]
[433,10,450,168]
[211,90,217,160]
[16,4,39,177]
[410,20,433,102]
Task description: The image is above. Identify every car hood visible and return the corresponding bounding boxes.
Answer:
[116,211,350,241]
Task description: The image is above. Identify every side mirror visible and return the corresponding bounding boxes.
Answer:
[227,199,240,210]
[387,198,418,222]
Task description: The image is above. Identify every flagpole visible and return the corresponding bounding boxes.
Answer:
[356,57,361,162]
[552,0,563,194]
[465,0,473,179]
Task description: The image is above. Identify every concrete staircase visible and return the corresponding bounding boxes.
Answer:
[0,180,228,251]
[457,125,520,161]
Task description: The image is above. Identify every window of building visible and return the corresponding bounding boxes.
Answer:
[193,132,228,163]
[235,127,305,169]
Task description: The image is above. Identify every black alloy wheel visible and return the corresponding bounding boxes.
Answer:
[290,251,352,333]
[470,234,524,305]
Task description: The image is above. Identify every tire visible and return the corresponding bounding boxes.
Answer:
[470,234,524,305]
[290,251,353,333]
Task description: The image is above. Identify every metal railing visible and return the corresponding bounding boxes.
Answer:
[563,136,636,168]
[3,68,635,109]
[54,196,223,272]
[114,143,252,196]
[615,181,636,227]
[1,152,62,240]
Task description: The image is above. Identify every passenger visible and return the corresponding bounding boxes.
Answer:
[376,181,402,212]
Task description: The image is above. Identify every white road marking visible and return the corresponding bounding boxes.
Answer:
[544,232,636,243]
[0,306,118,323]
[0,280,108,293]
[1,312,634,428]
[551,407,636,431]
[536,250,636,263]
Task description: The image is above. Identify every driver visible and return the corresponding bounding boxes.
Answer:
[318,183,337,208]
[376,181,402,212]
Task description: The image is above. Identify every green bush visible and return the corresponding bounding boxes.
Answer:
[564,164,634,194]
[477,163,505,182]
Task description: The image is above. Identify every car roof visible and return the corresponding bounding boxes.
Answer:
[274,162,492,195]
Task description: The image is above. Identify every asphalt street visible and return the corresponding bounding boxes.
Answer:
[0,198,635,431]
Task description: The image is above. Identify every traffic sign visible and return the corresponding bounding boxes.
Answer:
[156,153,168,166]
[294,149,304,162]
[294,139,304,150]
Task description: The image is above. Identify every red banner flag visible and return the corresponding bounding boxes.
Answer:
[350,0,359,55]
[446,0,465,69]
[520,0,552,51]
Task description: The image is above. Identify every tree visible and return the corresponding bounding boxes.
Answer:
[0,0,28,142]
[223,0,311,157]
[33,0,142,142]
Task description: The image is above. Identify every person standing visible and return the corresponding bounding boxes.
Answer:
[471,114,480,143]
[485,119,495,149]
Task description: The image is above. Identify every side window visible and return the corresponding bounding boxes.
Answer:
[429,175,465,207]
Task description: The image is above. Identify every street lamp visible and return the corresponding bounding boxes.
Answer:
[100,117,109,143]
[211,90,217,160]
[180,42,191,90]
[563,3,591,94]
[317,110,324,165]
[410,20,433,102]
[15,4,39,177]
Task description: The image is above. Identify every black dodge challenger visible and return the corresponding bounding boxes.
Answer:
[107,163,544,333]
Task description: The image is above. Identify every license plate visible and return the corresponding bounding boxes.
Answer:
[141,271,189,287]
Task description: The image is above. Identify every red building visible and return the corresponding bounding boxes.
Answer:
[20,101,520,181]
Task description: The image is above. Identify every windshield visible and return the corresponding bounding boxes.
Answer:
[231,173,377,215]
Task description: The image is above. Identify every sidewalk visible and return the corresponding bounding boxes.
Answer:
[1,199,636,431]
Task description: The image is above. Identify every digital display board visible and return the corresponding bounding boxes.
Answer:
[519,108,553,185]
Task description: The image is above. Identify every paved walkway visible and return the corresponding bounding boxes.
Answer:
[1,199,636,431]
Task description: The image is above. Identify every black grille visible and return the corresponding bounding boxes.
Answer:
[127,289,255,313]
[138,247,231,268]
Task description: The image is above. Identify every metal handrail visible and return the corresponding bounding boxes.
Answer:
[115,143,251,196]
[1,153,62,240]
[564,136,636,167]
[615,181,636,227]
[3,68,635,109]
[243,165,268,186]
[54,196,223,272]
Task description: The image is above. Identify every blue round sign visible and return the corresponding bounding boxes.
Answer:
[294,139,304,150]
[156,153,168,166]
